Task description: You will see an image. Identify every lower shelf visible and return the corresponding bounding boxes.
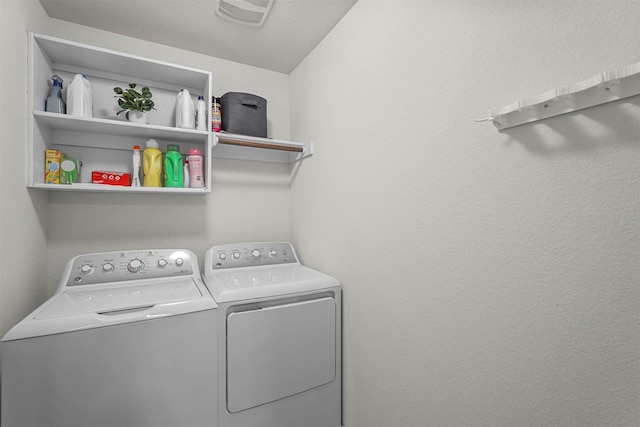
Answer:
[31,183,209,194]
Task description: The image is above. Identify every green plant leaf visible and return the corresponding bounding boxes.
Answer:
[113,83,154,112]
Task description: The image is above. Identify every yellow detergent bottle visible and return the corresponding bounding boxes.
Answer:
[143,139,162,187]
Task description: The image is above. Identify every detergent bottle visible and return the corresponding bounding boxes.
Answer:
[164,144,184,188]
[66,74,92,117]
[143,139,162,187]
[175,89,195,129]
[195,96,207,131]
[187,148,204,188]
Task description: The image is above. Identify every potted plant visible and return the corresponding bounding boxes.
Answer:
[113,83,155,123]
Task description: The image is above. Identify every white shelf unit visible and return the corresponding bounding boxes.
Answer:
[28,33,213,193]
[213,132,313,163]
[478,61,640,131]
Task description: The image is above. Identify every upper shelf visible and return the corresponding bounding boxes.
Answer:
[35,33,210,92]
[212,132,313,163]
[477,61,640,131]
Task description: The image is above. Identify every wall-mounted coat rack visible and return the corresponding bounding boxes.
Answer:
[476,61,640,131]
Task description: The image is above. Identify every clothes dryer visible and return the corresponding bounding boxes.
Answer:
[1,249,218,427]
[203,242,341,427]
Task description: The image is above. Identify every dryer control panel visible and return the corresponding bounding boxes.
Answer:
[64,249,195,287]
[209,242,298,269]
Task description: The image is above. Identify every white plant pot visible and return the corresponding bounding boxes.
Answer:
[126,111,147,124]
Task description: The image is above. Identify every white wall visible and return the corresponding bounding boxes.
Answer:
[0,0,51,337]
[290,1,639,426]
[0,1,293,330]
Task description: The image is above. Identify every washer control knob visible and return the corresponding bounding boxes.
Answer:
[127,259,144,273]
[175,258,184,267]
[232,252,241,260]
[80,264,93,275]
[269,249,277,257]
[218,253,227,261]
[102,263,115,273]
[251,249,261,259]
[157,259,168,268]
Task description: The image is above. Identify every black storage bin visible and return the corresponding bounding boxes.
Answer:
[221,92,267,138]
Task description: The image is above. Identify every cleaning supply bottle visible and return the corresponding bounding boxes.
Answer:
[67,74,92,117]
[164,144,184,188]
[175,89,195,129]
[131,145,141,187]
[143,139,162,187]
[45,75,65,114]
[211,96,222,132]
[195,96,207,131]
[188,148,204,188]
[183,159,190,188]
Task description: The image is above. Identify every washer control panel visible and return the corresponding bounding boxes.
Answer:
[210,242,297,269]
[65,249,194,287]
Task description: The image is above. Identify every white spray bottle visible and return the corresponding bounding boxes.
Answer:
[132,145,141,187]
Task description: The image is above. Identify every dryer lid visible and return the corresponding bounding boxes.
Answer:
[206,264,339,303]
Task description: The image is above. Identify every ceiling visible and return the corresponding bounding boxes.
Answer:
[38,0,358,74]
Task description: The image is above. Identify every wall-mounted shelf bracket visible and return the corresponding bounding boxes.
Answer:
[477,61,640,131]
[213,132,313,163]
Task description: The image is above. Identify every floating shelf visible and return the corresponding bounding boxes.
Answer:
[477,61,640,131]
[28,33,213,194]
[213,132,313,163]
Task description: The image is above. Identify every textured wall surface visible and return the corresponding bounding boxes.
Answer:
[290,1,640,426]
[0,1,293,329]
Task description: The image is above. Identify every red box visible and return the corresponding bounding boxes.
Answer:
[92,171,131,186]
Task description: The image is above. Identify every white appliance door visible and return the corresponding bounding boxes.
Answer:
[1,310,217,427]
[226,297,336,413]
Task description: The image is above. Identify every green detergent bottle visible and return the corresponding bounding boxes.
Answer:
[164,144,184,188]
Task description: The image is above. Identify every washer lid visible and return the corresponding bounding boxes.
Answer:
[205,264,340,303]
[36,278,202,319]
[3,278,217,341]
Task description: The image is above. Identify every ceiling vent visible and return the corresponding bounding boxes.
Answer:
[215,0,274,26]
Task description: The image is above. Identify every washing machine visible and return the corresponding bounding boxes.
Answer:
[203,242,342,427]
[1,249,218,427]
